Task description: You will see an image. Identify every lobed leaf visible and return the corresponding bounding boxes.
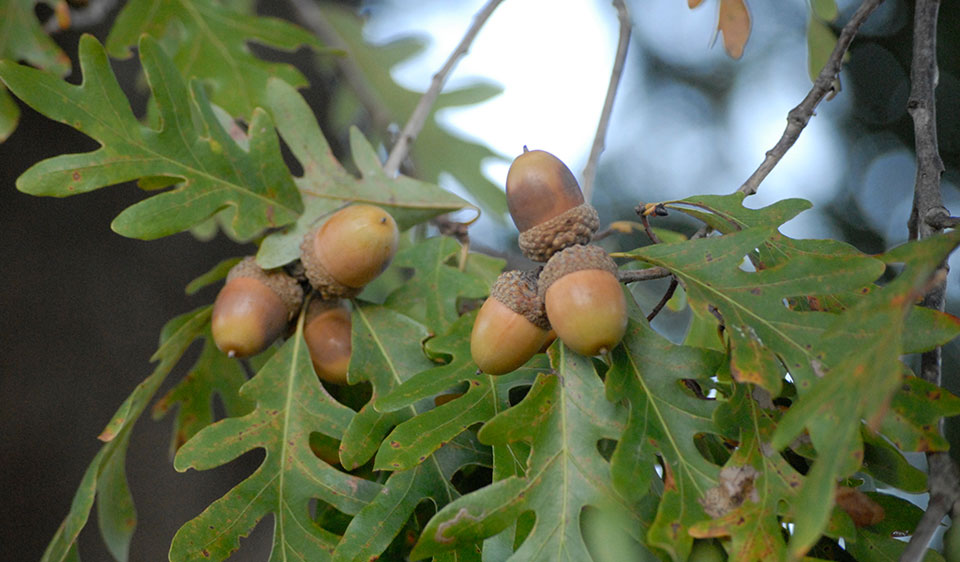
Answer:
[335,434,490,561]
[339,303,436,469]
[105,0,324,120]
[42,307,211,562]
[607,311,726,560]
[690,381,802,561]
[171,317,380,562]
[374,313,542,472]
[771,229,960,558]
[0,35,303,240]
[627,225,884,395]
[257,78,474,268]
[0,0,71,142]
[384,236,490,336]
[414,342,631,561]
[151,334,255,457]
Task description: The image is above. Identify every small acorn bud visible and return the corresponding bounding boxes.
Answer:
[212,257,303,358]
[303,299,352,385]
[539,245,626,356]
[506,149,599,261]
[471,270,551,375]
[300,204,399,298]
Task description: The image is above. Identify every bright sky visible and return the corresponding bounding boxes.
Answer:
[362,0,960,297]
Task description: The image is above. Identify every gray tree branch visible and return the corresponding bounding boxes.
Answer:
[383,0,505,177]
[900,0,959,559]
[736,0,885,196]
[582,0,632,204]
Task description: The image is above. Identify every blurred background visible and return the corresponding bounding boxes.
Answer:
[3,0,960,559]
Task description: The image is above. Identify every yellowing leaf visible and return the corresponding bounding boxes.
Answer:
[718,0,751,59]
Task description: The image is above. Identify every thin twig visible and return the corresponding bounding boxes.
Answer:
[288,0,394,134]
[736,0,885,197]
[582,0,632,203]
[646,278,678,322]
[618,267,672,284]
[639,214,662,245]
[900,1,958,559]
[383,0,505,177]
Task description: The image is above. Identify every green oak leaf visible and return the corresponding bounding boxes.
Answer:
[770,229,960,559]
[184,257,242,295]
[334,433,491,561]
[384,236,490,336]
[339,303,436,469]
[170,317,380,562]
[374,312,543,472]
[847,529,944,562]
[104,0,324,120]
[0,35,303,240]
[42,307,211,562]
[689,382,802,561]
[860,428,927,493]
[0,0,71,142]
[151,333,255,457]
[257,78,474,268]
[321,4,508,222]
[606,312,726,561]
[412,343,631,561]
[879,374,960,452]
[626,225,884,395]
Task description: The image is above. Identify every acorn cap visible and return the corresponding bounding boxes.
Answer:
[490,269,550,330]
[227,256,304,319]
[518,203,599,262]
[538,244,618,302]
[299,228,362,300]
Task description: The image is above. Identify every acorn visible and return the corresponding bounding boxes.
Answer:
[471,269,551,375]
[300,204,399,298]
[506,148,599,262]
[539,245,627,356]
[303,299,352,385]
[211,257,303,358]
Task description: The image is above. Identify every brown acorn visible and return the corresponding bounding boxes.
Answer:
[300,204,399,298]
[211,257,303,358]
[539,245,626,356]
[471,270,551,375]
[303,299,352,385]
[506,148,599,261]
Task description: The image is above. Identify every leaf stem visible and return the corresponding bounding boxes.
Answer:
[383,0,506,178]
[618,267,672,284]
[900,1,960,559]
[581,0,632,203]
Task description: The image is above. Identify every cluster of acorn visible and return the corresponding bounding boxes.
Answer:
[209,149,625,383]
[470,148,627,375]
[211,204,399,384]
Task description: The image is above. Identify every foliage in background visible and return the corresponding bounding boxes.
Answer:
[2,0,958,561]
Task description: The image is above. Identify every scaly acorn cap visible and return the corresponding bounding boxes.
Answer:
[299,204,398,299]
[227,256,304,319]
[538,244,618,302]
[517,203,599,262]
[298,233,361,300]
[490,269,551,330]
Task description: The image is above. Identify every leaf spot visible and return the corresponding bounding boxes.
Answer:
[435,507,482,544]
[72,171,81,181]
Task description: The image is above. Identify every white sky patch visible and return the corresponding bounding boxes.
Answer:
[365,0,620,185]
